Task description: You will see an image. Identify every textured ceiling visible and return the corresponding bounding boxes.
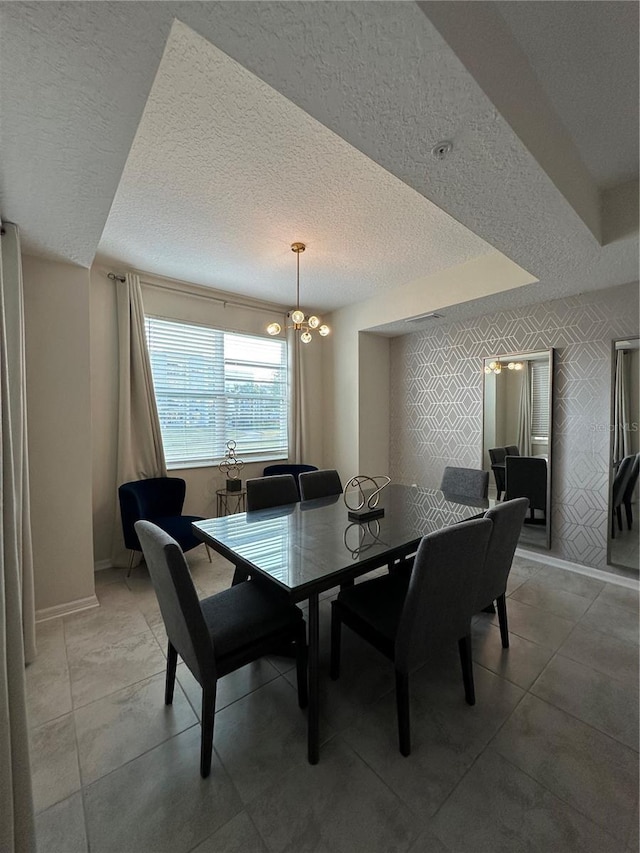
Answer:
[97,21,493,312]
[1,2,638,322]
[496,1,639,188]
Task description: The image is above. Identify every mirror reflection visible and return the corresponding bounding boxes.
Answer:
[482,349,553,550]
[609,337,639,572]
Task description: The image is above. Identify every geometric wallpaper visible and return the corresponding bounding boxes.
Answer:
[389,281,639,570]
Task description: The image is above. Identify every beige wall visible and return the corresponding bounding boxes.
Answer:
[22,255,95,612]
[90,266,327,566]
[326,251,533,480]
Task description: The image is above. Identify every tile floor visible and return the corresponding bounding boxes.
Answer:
[27,548,639,853]
[610,500,640,573]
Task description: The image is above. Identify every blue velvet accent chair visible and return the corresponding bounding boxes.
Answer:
[119,477,209,575]
[263,464,318,499]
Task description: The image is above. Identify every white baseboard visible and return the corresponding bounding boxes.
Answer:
[515,548,639,590]
[94,559,113,572]
[36,594,99,623]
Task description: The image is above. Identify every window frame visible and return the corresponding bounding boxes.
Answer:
[144,314,289,469]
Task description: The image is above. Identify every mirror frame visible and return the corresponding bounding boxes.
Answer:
[481,348,554,550]
[607,335,639,569]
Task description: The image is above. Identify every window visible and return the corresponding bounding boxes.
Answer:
[531,360,550,440]
[145,317,288,467]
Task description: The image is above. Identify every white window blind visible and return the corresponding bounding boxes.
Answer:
[145,317,288,467]
[531,360,550,439]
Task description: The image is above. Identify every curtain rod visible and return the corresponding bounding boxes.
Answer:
[107,270,285,315]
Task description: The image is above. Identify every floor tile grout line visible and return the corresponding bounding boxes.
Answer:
[528,649,640,753]
[62,616,91,850]
[487,743,629,844]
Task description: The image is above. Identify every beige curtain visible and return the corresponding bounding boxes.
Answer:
[287,328,308,463]
[613,349,630,464]
[516,362,532,456]
[0,223,37,852]
[111,273,167,566]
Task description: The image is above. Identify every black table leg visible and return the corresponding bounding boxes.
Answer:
[232,564,249,585]
[307,591,320,764]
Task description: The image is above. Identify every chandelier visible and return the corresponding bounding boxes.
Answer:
[267,242,330,344]
[484,360,523,375]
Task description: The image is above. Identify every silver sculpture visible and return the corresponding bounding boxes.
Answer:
[343,475,391,512]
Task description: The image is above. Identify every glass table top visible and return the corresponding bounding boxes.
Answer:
[193,484,493,596]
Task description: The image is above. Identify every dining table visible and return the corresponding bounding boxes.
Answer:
[192,483,492,764]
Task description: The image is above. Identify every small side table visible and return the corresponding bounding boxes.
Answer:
[216,488,247,517]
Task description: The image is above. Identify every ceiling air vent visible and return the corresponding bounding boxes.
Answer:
[405,312,444,323]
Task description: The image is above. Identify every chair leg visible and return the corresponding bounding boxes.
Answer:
[330,605,341,680]
[624,499,633,530]
[295,622,308,709]
[496,594,509,649]
[200,686,216,778]
[204,543,212,563]
[395,669,411,756]
[617,505,623,531]
[165,641,178,704]
[458,635,475,706]
[126,550,136,578]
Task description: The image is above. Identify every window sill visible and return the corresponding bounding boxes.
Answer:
[167,455,289,472]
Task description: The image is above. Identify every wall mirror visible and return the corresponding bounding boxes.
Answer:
[482,349,554,550]
[608,337,639,572]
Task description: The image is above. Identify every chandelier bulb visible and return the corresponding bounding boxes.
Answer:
[318,324,330,337]
[291,309,305,325]
[267,322,281,336]
[300,331,312,344]
[308,315,320,329]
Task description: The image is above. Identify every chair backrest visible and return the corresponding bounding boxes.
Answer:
[395,517,493,673]
[622,453,640,503]
[488,447,506,465]
[505,445,520,457]
[505,457,547,510]
[440,466,489,499]
[263,464,318,499]
[613,454,636,506]
[119,477,187,550]
[246,474,299,511]
[299,469,343,501]
[135,521,216,685]
[477,498,529,606]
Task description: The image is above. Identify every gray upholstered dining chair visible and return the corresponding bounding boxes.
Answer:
[263,464,318,499]
[488,448,507,501]
[330,517,493,756]
[505,457,547,521]
[622,453,640,532]
[612,454,637,538]
[440,466,489,500]
[476,498,529,647]
[299,469,343,501]
[135,520,308,778]
[246,474,299,511]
